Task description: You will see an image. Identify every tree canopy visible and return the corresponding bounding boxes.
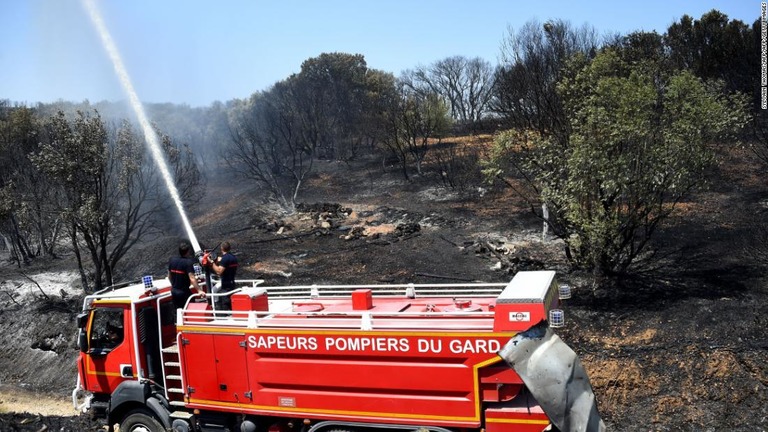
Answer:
[487,48,749,277]
[31,110,203,291]
[226,52,398,207]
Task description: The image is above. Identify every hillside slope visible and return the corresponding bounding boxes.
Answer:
[0,143,766,431]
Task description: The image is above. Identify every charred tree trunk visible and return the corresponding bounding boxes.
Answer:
[70,224,90,292]
[10,215,31,265]
[44,218,61,258]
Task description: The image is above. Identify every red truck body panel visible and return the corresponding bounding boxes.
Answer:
[180,327,510,426]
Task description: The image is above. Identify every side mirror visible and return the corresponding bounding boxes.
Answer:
[78,329,88,353]
[76,312,89,329]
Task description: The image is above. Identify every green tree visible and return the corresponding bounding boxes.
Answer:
[34,111,108,288]
[665,10,758,95]
[227,53,398,207]
[360,69,398,153]
[664,11,765,159]
[381,83,452,180]
[492,19,600,141]
[228,83,314,208]
[294,52,372,161]
[487,49,748,278]
[610,31,667,70]
[0,103,62,263]
[156,126,205,207]
[33,111,195,291]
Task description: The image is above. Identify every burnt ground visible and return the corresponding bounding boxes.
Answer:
[0,140,767,431]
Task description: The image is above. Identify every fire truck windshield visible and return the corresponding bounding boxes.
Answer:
[90,307,124,351]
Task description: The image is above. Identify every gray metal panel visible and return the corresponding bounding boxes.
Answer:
[496,270,556,304]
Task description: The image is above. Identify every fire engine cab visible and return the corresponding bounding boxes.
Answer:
[73,270,567,432]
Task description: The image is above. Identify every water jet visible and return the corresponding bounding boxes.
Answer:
[81,0,201,252]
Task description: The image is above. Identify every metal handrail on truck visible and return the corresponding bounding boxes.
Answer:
[230,278,507,298]
[179,279,506,331]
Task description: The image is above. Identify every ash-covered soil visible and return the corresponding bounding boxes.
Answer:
[1,147,767,431]
[0,412,102,431]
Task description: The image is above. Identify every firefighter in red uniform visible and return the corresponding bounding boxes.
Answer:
[168,242,205,310]
[211,241,238,311]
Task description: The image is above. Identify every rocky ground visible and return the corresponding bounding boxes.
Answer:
[0,143,767,431]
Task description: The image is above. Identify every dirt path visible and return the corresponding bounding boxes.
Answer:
[0,386,77,416]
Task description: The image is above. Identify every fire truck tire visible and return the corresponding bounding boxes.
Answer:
[240,419,257,432]
[121,408,165,432]
[172,418,192,432]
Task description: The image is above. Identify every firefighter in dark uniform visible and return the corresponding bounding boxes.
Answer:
[211,241,238,311]
[168,242,205,311]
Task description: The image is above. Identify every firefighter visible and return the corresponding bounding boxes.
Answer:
[211,240,238,311]
[105,322,123,348]
[168,241,205,311]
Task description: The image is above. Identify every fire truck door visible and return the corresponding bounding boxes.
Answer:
[85,306,135,394]
[182,333,251,404]
[213,334,251,403]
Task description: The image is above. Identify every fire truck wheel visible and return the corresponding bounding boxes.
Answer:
[121,408,165,432]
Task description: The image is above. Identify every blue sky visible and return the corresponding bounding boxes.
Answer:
[0,0,758,107]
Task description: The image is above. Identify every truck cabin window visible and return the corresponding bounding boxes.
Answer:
[90,307,125,351]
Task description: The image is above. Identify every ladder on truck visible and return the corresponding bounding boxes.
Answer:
[162,343,185,407]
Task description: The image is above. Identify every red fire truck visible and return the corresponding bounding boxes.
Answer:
[73,270,569,432]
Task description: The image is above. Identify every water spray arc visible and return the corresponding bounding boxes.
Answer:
[81,0,201,252]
